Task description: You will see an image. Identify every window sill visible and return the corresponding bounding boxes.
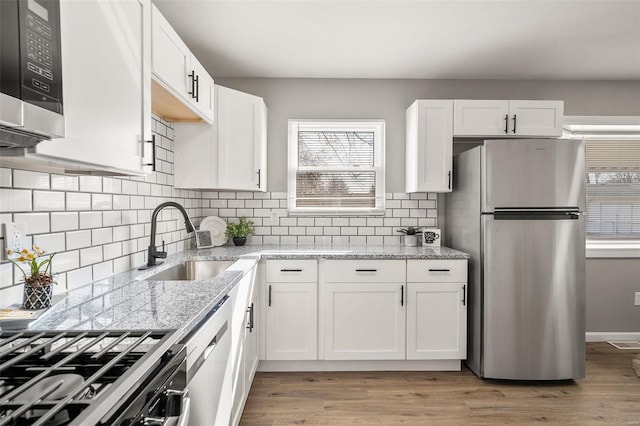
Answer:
[586,240,640,258]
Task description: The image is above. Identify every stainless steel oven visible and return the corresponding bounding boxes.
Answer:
[0,0,65,148]
[0,330,190,425]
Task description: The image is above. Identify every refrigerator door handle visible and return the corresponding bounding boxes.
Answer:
[493,209,582,221]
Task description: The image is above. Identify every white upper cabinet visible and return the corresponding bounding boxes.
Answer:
[28,0,152,175]
[406,100,454,193]
[217,86,267,191]
[453,100,564,137]
[151,5,214,123]
[174,85,267,191]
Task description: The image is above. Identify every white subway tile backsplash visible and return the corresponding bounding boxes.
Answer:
[93,261,113,280]
[33,232,65,253]
[67,266,92,290]
[53,250,80,273]
[66,192,91,210]
[113,226,130,242]
[80,246,103,267]
[51,175,78,191]
[103,211,122,227]
[33,191,64,211]
[113,256,132,274]
[13,170,49,189]
[102,178,122,194]
[51,212,79,232]
[0,168,12,187]
[14,213,49,234]
[92,194,112,210]
[92,228,113,245]
[103,242,122,260]
[79,211,102,229]
[113,195,130,210]
[67,230,92,250]
[0,188,32,212]
[79,176,102,192]
[121,180,137,195]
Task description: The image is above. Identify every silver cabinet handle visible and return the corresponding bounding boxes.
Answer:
[428,268,450,272]
[355,269,377,272]
[280,268,302,272]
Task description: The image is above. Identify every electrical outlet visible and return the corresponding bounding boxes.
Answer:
[3,222,26,257]
[635,292,640,306]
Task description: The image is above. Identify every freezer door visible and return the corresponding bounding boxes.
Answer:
[482,214,585,380]
[482,139,585,211]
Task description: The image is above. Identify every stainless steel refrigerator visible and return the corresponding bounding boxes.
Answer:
[445,138,586,380]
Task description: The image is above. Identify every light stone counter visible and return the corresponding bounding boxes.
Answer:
[30,244,468,342]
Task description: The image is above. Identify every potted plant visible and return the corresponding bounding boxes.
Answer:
[6,245,56,310]
[225,217,255,246]
[396,226,423,247]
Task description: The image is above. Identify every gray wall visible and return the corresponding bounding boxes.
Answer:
[216,78,640,192]
[217,77,640,335]
[586,259,640,333]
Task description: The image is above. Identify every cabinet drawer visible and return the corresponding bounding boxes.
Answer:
[407,259,467,282]
[323,260,406,283]
[265,260,317,282]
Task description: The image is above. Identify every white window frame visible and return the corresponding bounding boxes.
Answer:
[563,115,640,258]
[287,119,385,216]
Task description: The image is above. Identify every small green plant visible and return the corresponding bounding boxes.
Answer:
[396,226,422,235]
[225,217,255,238]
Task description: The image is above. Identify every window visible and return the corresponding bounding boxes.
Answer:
[586,139,640,239]
[288,120,385,215]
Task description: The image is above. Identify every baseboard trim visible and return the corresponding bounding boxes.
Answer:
[586,332,640,342]
[258,359,461,372]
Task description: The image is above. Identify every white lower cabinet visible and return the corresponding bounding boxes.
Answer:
[406,283,466,360]
[321,282,406,360]
[265,260,318,360]
[406,260,467,360]
[320,260,406,360]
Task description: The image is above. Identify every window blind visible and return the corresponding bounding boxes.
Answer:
[585,139,640,238]
[288,120,385,215]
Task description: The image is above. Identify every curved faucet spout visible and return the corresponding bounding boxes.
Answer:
[140,201,195,269]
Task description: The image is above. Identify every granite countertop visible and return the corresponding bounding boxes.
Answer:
[28,244,469,340]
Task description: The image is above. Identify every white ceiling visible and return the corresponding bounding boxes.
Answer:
[153,0,640,80]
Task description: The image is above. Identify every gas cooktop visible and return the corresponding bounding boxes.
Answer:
[0,330,185,426]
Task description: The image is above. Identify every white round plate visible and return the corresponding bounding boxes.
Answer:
[199,216,228,247]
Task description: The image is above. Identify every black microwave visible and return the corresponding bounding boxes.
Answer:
[0,0,65,148]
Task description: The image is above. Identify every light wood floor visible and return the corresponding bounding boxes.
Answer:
[240,343,640,425]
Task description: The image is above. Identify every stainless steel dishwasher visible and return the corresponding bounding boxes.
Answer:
[183,295,232,426]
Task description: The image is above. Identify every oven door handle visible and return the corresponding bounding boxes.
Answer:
[177,395,191,426]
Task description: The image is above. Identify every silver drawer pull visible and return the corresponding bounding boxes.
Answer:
[355,269,377,272]
[280,268,302,272]
[428,268,450,272]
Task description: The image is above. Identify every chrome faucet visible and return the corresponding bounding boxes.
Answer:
[140,201,195,269]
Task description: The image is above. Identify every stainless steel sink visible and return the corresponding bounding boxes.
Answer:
[142,260,234,281]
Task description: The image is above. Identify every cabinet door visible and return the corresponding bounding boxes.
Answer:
[509,100,564,137]
[453,100,509,136]
[406,282,467,360]
[190,56,215,122]
[322,283,405,360]
[406,100,453,193]
[217,86,267,191]
[266,282,317,360]
[34,0,151,175]
[151,4,190,100]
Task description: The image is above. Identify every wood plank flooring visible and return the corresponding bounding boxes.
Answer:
[240,343,640,425]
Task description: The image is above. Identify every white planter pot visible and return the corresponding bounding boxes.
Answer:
[404,234,418,247]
